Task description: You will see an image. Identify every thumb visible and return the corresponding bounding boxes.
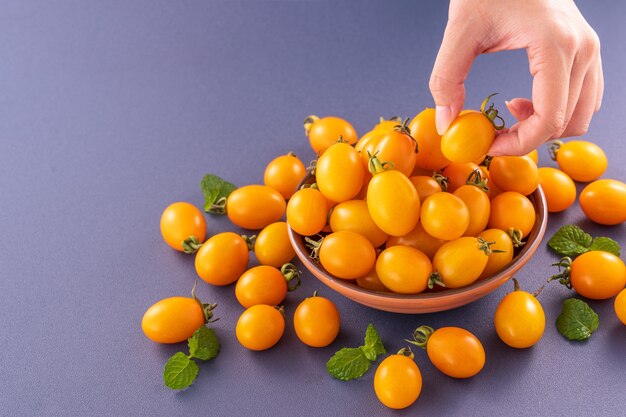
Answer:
[429,19,480,135]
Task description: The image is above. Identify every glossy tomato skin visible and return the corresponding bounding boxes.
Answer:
[478,229,514,278]
[570,251,626,300]
[195,232,249,286]
[488,191,536,238]
[385,222,446,260]
[420,192,470,240]
[426,327,485,378]
[409,176,443,202]
[142,297,205,344]
[254,222,295,267]
[537,167,577,213]
[286,188,329,236]
[227,185,286,230]
[409,108,451,170]
[374,355,422,409]
[579,179,626,225]
[264,153,307,199]
[615,289,626,325]
[555,140,607,182]
[367,170,421,236]
[356,267,391,292]
[236,305,285,351]
[453,185,490,237]
[293,295,340,347]
[160,202,207,252]
[442,162,481,193]
[306,116,357,155]
[316,142,365,203]
[319,231,376,279]
[329,200,389,247]
[494,284,546,348]
[433,237,489,288]
[441,111,494,163]
[526,149,539,164]
[376,246,433,294]
[489,156,539,196]
[359,129,417,176]
[235,265,288,308]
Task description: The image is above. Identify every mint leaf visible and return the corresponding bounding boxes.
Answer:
[548,225,593,257]
[201,174,236,214]
[556,298,599,341]
[589,237,621,257]
[360,345,377,362]
[326,348,371,381]
[188,326,220,361]
[363,324,386,356]
[163,352,199,390]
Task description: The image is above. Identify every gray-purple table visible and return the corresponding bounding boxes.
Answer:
[1,1,624,416]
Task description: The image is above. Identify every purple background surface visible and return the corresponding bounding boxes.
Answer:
[1,1,625,416]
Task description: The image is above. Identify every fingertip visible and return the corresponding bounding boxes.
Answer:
[435,105,452,135]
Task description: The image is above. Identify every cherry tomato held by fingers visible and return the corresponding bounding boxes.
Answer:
[408,325,485,378]
[488,191,536,243]
[432,237,493,288]
[489,155,539,196]
[550,251,626,300]
[316,141,365,203]
[304,115,357,155]
[374,349,422,410]
[366,155,421,237]
[286,187,329,236]
[550,140,607,182]
[453,184,490,237]
[537,167,577,213]
[195,232,251,286]
[358,119,418,176]
[420,192,469,241]
[494,278,546,348]
[236,304,285,351]
[254,222,295,268]
[329,199,389,247]
[226,185,286,230]
[526,149,539,165]
[385,221,446,260]
[376,246,433,294]
[160,202,206,253]
[235,264,300,308]
[615,289,626,325]
[579,179,626,225]
[314,231,376,280]
[263,152,307,199]
[478,228,514,279]
[293,293,340,347]
[409,108,451,170]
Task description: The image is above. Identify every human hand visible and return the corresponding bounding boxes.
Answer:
[430,0,604,156]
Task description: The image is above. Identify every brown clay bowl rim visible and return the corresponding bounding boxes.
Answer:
[287,173,548,308]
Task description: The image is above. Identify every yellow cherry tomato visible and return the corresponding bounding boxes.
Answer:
[385,221,446,260]
[432,237,491,288]
[374,352,422,409]
[227,185,286,230]
[318,231,376,279]
[304,115,357,155]
[358,123,418,176]
[526,149,539,164]
[478,228,514,278]
[142,296,205,344]
[316,142,365,203]
[195,232,250,286]
[442,162,481,193]
[235,265,297,308]
[579,179,626,225]
[494,279,546,348]
[409,175,443,202]
[293,294,340,347]
[420,192,469,240]
[488,191,536,239]
[329,200,389,247]
[537,167,577,213]
[441,111,494,163]
[160,202,206,252]
[453,185,491,237]
[489,156,539,196]
[553,251,626,300]
[552,140,607,182]
[376,246,433,294]
[615,289,626,325]
[409,108,451,170]
[236,305,285,351]
[254,222,295,268]
[263,152,307,199]
[286,187,329,236]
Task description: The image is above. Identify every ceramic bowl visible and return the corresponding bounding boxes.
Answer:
[288,176,548,314]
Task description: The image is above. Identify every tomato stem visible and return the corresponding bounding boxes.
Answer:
[548,256,573,289]
[477,237,497,256]
[181,235,203,254]
[433,173,449,192]
[507,228,526,248]
[304,236,324,262]
[335,135,349,144]
[548,140,563,161]
[241,234,257,251]
[397,347,415,360]
[405,325,434,349]
[303,115,319,136]
[191,280,219,323]
[379,115,403,124]
[208,196,228,215]
[466,169,489,192]
[427,272,445,289]
[306,159,317,176]
[367,152,395,175]
[274,305,286,317]
[480,93,506,130]
[280,263,302,292]
[512,277,520,292]
[392,117,419,153]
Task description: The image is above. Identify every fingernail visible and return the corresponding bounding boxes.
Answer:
[504,100,511,107]
[435,105,451,135]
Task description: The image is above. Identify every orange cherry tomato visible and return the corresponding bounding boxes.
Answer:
[235,265,296,308]
[195,232,250,286]
[374,352,422,409]
[494,279,545,348]
[356,267,391,292]
[304,115,357,155]
[488,191,536,239]
[359,123,418,176]
[453,185,491,237]
[420,192,470,240]
[553,251,626,300]
[263,152,307,199]
[236,305,285,351]
[142,296,206,344]
[432,237,491,288]
[489,156,539,196]
[293,294,340,347]
[480,166,503,200]
[376,246,433,294]
[409,108,451,170]
[526,149,539,165]
[160,202,207,252]
[552,140,607,182]
[329,200,389,247]
[579,179,626,225]
[442,162,481,193]
[615,289,626,325]
[254,222,295,268]
[537,167,576,213]
[227,185,286,230]
[441,111,494,163]
[385,222,446,260]
[478,228,514,278]
[286,187,329,236]
[409,175,443,202]
[318,231,376,279]
[316,142,365,202]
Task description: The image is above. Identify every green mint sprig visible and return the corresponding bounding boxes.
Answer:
[556,298,599,341]
[547,225,620,258]
[326,324,386,381]
[200,174,236,215]
[163,326,220,390]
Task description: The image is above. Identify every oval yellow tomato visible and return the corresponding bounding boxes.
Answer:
[227,185,286,230]
[367,169,420,236]
[329,199,389,247]
[316,142,365,202]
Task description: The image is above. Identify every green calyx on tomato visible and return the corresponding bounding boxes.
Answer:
[433,172,449,192]
[303,115,320,136]
[508,227,526,248]
[181,235,204,254]
[367,152,395,175]
[280,263,302,292]
[379,115,403,124]
[511,277,544,298]
[405,325,434,349]
[466,168,489,192]
[304,235,324,262]
[191,279,219,323]
[548,140,563,161]
[480,93,505,130]
[548,256,574,289]
[241,234,257,251]
[396,347,415,360]
[391,118,419,153]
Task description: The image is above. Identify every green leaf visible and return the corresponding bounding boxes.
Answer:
[188,326,220,361]
[548,225,593,257]
[200,174,236,214]
[360,345,376,362]
[326,348,371,381]
[363,324,386,356]
[589,237,621,257]
[556,298,599,341]
[163,352,199,390]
